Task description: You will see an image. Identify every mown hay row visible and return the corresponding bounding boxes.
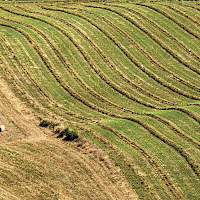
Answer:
[56,5,200,103]
[184,4,200,12]
[3,31,199,153]
[1,9,200,151]
[0,21,112,120]
[0,30,183,199]
[1,6,171,110]
[0,34,96,125]
[0,12,135,115]
[86,5,200,77]
[147,113,200,149]
[125,117,200,177]
[156,3,200,26]
[79,5,200,100]
[0,22,130,119]
[1,4,200,200]
[41,6,200,102]
[22,5,186,107]
[13,6,169,111]
[59,124,159,199]
[1,7,199,123]
[175,107,200,125]
[3,22,200,178]
[107,4,200,61]
[10,12,200,149]
[139,4,200,40]
[98,123,184,199]
[105,4,200,79]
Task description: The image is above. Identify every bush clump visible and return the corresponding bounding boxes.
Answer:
[61,127,69,135]
[40,119,79,141]
[61,128,78,141]
[40,120,52,127]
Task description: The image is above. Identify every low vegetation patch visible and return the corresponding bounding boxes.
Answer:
[39,120,53,127]
[62,129,79,141]
[58,127,79,141]
[40,119,79,141]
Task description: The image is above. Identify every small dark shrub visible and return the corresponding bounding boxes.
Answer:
[63,131,78,141]
[58,127,69,138]
[40,120,52,127]
[61,128,69,136]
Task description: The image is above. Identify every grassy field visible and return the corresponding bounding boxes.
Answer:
[0,0,199,199]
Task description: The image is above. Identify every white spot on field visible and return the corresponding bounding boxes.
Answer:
[0,125,5,132]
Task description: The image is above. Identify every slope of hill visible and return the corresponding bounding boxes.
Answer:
[0,1,199,199]
[0,75,138,199]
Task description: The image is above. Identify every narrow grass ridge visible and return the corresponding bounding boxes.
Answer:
[156,3,200,26]
[43,5,200,101]
[106,4,200,68]
[138,3,200,40]
[85,4,200,76]
[2,23,200,193]
[0,32,98,124]
[2,31,200,153]
[0,32,178,200]
[55,5,200,98]
[1,15,200,167]
[18,5,181,107]
[2,11,200,150]
[98,123,184,199]
[1,6,177,110]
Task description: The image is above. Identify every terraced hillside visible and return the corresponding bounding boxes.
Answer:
[0,1,199,199]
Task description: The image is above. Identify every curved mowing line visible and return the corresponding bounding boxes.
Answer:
[0,22,138,120]
[0,26,185,200]
[98,123,186,199]
[1,3,200,199]
[2,20,200,151]
[156,3,200,26]
[2,6,183,110]
[1,8,200,147]
[123,116,200,177]
[4,7,200,147]
[0,16,141,115]
[14,5,200,106]
[1,7,200,115]
[4,26,200,150]
[11,6,177,110]
[0,23,107,124]
[1,22,200,199]
[138,4,200,40]
[0,7,166,111]
[85,4,200,77]
[79,126,158,200]
[17,5,182,108]
[184,4,200,12]
[2,22,200,179]
[40,6,200,101]
[1,11,200,177]
[175,107,200,125]
[146,112,200,149]
[0,33,175,200]
[105,4,200,71]
[0,35,96,125]
[60,5,200,96]
[75,116,187,199]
